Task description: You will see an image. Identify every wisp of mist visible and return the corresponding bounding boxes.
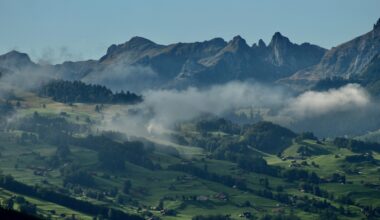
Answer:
[99,81,380,138]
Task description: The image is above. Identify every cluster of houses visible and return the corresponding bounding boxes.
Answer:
[28,165,52,176]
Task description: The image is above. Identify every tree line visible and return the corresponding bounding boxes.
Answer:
[38,80,143,104]
[333,137,380,153]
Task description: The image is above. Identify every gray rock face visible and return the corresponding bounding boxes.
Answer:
[288,19,380,83]
[266,32,326,74]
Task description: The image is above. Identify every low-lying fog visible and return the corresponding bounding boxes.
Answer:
[100,81,380,138]
[1,66,379,138]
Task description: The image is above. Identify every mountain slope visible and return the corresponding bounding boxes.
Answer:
[359,53,380,95]
[286,18,380,86]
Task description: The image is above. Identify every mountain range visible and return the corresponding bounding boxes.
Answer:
[1,18,380,92]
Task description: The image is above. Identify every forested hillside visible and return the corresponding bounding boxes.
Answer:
[38,80,142,104]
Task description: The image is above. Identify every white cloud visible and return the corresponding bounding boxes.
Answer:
[100,82,378,138]
[283,84,370,118]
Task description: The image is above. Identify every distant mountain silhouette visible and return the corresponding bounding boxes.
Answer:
[2,19,380,92]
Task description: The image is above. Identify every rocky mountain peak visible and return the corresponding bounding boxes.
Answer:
[258,39,266,48]
[106,44,118,55]
[207,37,227,47]
[373,18,380,37]
[0,50,34,69]
[128,36,156,45]
[122,36,158,51]
[374,18,380,30]
[225,35,250,52]
[269,32,291,47]
[231,35,246,44]
[100,36,159,62]
[2,50,31,62]
[252,39,267,52]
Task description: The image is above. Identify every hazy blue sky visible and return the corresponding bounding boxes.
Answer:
[1,0,379,63]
